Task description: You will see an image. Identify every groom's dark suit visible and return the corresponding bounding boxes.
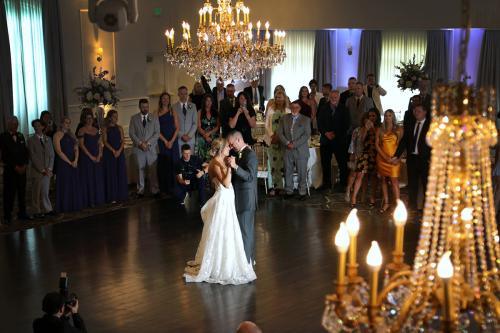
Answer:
[232,146,258,264]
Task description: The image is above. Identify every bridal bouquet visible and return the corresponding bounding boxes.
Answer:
[395,55,428,92]
[75,67,119,107]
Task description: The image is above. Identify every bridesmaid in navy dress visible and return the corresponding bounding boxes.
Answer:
[53,117,83,213]
[157,92,180,194]
[78,108,105,207]
[103,110,128,203]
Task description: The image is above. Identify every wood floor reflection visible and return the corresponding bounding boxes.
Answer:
[0,197,421,333]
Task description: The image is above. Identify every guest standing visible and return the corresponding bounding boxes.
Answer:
[364,74,387,114]
[318,83,332,111]
[405,79,432,127]
[264,90,290,195]
[129,98,161,197]
[278,101,311,200]
[78,108,105,207]
[294,86,316,119]
[229,92,257,145]
[317,90,350,191]
[375,110,403,213]
[189,81,205,111]
[53,118,83,213]
[196,94,220,161]
[102,110,128,203]
[346,82,374,133]
[219,83,237,138]
[212,79,227,110]
[243,79,265,111]
[40,110,57,138]
[28,119,55,218]
[340,77,357,107]
[349,112,378,207]
[157,92,179,195]
[309,79,323,106]
[393,104,431,211]
[174,86,198,155]
[0,116,30,225]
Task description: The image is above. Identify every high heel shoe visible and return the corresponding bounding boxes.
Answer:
[378,203,390,214]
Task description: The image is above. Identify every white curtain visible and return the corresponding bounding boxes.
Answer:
[5,0,48,134]
[270,31,315,101]
[379,31,427,120]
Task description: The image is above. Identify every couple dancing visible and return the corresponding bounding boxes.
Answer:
[184,131,257,285]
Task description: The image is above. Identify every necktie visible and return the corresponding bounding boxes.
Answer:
[142,116,147,127]
[230,98,235,107]
[40,137,44,147]
[356,98,360,108]
[253,88,258,105]
[183,104,187,116]
[413,121,421,153]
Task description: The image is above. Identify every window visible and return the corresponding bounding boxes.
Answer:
[5,0,48,134]
[270,31,315,101]
[379,31,427,120]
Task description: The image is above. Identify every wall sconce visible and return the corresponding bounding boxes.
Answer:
[96,47,103,62]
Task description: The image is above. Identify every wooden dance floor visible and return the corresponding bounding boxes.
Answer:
[0,197,421,333]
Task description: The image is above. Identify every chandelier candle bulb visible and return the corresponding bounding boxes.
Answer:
[366,241,383,308]
[346,209,360,279]
[393,200,407,259]
[199,9,203,26]
[334,223,350,290]
[437,252,454,323]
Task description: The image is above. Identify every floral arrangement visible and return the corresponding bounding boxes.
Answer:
[75,67,119,107]
[395,55,429,92]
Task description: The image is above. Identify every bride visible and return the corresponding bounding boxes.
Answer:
[184,139,257,285]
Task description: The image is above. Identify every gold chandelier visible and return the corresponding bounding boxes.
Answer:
[321,0,500,332]
[164,0,286,81]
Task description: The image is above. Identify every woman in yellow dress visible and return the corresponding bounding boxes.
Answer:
[375,110,403,213]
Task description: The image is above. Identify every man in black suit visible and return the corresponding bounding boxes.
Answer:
[0,116,31,225]
[219,83,237,138]
[33,292,87,333]
[393,104,431,211]
[243,79,265,111]
[405,79,432,127]
[212,78,227,110]
[339,76,357,107]
[318,83,332,111]
[317,90,350,191]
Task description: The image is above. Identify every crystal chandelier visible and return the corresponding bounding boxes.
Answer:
[321,0,500,331]
[163,0,286,81]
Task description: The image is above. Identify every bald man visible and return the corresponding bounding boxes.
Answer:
[236,321,262,333]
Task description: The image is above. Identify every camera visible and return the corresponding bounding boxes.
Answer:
[347,46,353,56]
[59,272,78,309]
[88,0,138,32]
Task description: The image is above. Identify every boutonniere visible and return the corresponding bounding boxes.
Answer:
[188,104,192,110]
[238,151,243,159]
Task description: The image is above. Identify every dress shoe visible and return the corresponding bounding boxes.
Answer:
[299,195,307,201]
[284,193,294,200]
[45,211,56,216]
[136,193,144,199]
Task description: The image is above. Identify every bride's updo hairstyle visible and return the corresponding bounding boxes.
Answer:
[209,138,226,157]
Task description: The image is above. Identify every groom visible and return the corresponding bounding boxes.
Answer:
[226,130,258,264]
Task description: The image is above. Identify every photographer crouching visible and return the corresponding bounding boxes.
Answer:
[33,273,87,332]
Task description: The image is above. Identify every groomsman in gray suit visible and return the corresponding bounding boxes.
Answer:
[27,119,55,218]
[129,98,161,197]
[278,101,311,200]
[173,86,197,156]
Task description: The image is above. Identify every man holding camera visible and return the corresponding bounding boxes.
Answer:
[33,292,87,333]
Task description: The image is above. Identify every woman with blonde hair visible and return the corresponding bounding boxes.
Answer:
[264,90,290,196]
[375,109,403,213]
[184,138,256,285]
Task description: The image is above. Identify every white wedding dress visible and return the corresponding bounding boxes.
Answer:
[184,178,256,285]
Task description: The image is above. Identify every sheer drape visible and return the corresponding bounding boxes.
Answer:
[5,0,48,134]
[477,30,500,112]
[379,31,427,118]
[424,30,451,84]
[0,0,13,131]
[270,31,315,100]
[313,30,336,87]
[357,31,381,83]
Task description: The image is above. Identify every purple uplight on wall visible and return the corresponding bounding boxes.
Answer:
[449,28,485,85]
[335,29,362,89]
